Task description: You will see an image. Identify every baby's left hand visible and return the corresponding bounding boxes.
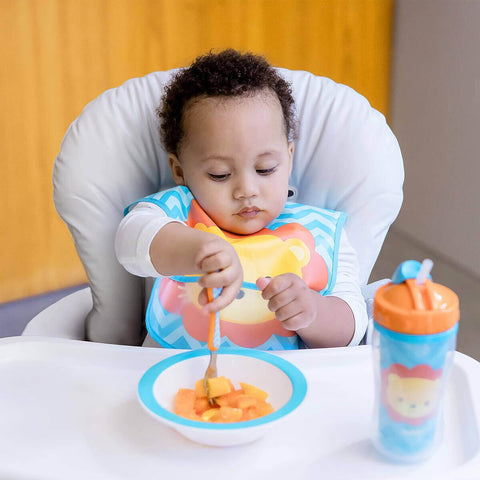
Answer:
[256,273,317,331]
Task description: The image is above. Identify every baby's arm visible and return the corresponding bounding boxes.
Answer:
[115,203,243,312]
[256,229,367,348]
[149,222,243,312]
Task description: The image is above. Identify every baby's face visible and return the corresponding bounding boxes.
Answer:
[169,90,293,235]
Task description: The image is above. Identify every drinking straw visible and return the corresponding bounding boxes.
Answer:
[416,258,434,285]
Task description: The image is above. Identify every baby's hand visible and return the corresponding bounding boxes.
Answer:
[256,273,317,331]
[196,235,243,313]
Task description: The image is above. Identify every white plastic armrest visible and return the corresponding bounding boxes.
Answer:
[22,287,92,341]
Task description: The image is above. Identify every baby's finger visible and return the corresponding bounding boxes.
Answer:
[256,276,272,291]
[260,274,292,300]
[274,299,302,324]
[199,251,231,274]
[199,267,241,290]
[202,284,239,313]
[267,287,296,313]
[197,287,209,306]
[198,270,226,289]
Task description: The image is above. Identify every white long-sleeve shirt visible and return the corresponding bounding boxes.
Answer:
[115,202,368,346]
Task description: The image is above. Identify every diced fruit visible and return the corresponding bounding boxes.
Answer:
[206,376,232,398]
[257,402,275,417]
[174,377,274,423]
[239,382,269,402]
[194,396,210,415]
[237,394,258,409]
[216,406,243,423]
[215,389,243,407]
[201,408,219,422]
[242,406,259,421]
[194,379,207,398]
[174,388,198,420]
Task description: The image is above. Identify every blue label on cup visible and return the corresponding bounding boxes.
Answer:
[373,322,458,461]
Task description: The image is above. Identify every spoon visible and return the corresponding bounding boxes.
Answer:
[204,287,221,405]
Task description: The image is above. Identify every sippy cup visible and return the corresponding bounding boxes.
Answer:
[371,259,459,462]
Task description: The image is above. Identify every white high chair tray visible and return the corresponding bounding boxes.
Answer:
[0,336,478,480]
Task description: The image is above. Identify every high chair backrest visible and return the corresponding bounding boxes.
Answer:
[54,68,403,345]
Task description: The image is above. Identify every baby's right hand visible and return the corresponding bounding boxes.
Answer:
[195,235,243,313]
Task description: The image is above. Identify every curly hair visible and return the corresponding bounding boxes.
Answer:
[157,49,297,155]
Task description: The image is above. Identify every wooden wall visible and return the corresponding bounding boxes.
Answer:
[0,0,393,303]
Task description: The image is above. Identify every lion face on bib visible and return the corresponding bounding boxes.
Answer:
[159,216,329,347]
[195,223,325,325]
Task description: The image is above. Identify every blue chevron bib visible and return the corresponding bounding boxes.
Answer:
[125,186,346,350]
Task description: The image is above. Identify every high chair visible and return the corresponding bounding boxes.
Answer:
[22,68,404,345]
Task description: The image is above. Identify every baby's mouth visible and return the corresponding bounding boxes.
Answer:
[237,207,260,218]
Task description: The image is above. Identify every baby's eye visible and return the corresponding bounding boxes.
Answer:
[256,167,276,176]
[208,173,230,181]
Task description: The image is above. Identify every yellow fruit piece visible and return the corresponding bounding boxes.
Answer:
[206,376,232,398]
[201,408,219,422]
[239,382,269,401]
[194,379,207,398]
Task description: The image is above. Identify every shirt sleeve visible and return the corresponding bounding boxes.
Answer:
[328,228,368,346]
[114,202,185,278]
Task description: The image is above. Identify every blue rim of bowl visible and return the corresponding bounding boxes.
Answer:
[138,348,307,430]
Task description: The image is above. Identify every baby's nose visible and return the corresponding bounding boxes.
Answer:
[234,176,258,199]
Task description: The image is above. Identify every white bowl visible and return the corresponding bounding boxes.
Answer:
[138,348,307,447]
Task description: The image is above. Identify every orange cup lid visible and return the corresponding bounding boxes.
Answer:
[373,278,459,335]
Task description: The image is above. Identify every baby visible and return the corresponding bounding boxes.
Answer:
[115,49,367,349]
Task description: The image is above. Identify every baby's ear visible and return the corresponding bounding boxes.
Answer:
[288,142,294,174]
[168,154,186,185]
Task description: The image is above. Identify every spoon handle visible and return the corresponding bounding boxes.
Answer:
[207,287,222,351]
